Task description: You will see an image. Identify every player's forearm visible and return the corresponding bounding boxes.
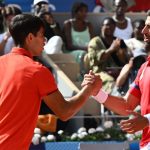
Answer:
[64,85,93,120]
[104,95,131,116]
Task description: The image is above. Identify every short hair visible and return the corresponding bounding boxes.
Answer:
[9,14,45,46]
[71,2,88,18]
[133,19,145,28]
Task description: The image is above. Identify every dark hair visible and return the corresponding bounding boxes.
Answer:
[133,19,145,27]
[71,2,88,17]
[0,10,4,33]
[9,14,45,46]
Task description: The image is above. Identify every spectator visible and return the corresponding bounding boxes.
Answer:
[32,0,63,54]
[63,2,94,76]
[112,0,133,40]
[124,19,145,53]
[32,0,49,15]
[86,17,130,93]
[0,4,22,55]
[37,10,62,40]
[32,0,56,14]
[38,10,63,54]
[63,2,94,52]
[93,0,135,13]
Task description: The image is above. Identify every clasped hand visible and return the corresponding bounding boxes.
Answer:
[81,70,102,96]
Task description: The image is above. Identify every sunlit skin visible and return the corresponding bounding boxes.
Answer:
[114,0,127,18]
[76,7,88,21]
[82,70,149,134]
[133,21,145,41]
[101,19,116,37]
[43,13,54,25]
[27,27,46,56]
[142,16,150,43]
[119,16,150,134]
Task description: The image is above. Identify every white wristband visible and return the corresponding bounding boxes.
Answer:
[144,114,150,125]
[93,89,108,104]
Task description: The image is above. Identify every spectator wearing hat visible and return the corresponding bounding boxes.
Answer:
[0,4,22,55]
[32,0,56,15]
[38,11,62,41]
[37,10,63,54]
[32,0,49,15]
[32,0,63,54]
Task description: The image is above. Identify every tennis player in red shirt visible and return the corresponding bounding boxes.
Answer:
[0,14,102,150]
[82,10,150,150]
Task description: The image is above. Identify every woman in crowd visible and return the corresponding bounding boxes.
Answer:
[63,2,94,52]
[63,2,94,76]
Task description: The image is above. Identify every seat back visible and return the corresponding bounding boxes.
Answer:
[48,53,75,63]
[48,54,80,82]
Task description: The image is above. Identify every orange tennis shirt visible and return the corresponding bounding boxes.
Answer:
[0,47,58,150]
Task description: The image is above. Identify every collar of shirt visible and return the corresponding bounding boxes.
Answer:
[11,47,33,59]
[147,56,150,66]
[139,56,150,80]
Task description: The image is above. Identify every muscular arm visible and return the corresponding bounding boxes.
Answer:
[43,75,101,121]
[87,22,94,39]
[104,92,140,116]
[116,59,133,87]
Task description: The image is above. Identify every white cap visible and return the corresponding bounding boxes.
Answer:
[33,0,49,6]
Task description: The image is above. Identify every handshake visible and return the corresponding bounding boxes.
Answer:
[81,70,102,96]
[81,70,108,104]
